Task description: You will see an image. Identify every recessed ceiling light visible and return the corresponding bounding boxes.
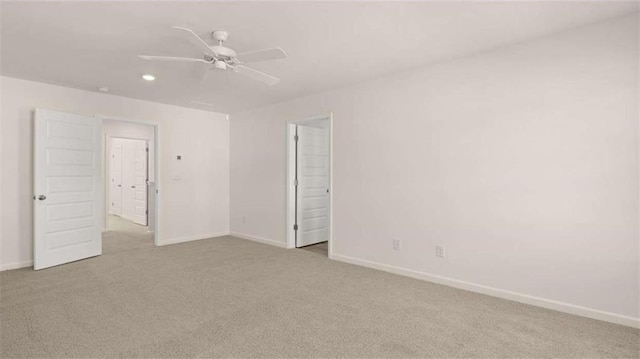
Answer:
[142,74,155,81]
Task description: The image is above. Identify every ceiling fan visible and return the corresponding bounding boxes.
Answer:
[139,26,286,86]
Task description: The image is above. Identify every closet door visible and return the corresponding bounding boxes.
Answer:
[119,138,148,225]
[109,139,123,216]
[121,140,136,222]
[131,140,148,225]
[295,124,330,247]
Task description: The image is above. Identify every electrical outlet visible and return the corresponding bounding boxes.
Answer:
[393,239,401,251]
[436,245,445,258]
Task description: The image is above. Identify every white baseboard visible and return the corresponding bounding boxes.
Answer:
[230,232,287,248]
[330,253,640,329]
[1,232,230,269]
[157,231,230,246]
[1,260,33,271]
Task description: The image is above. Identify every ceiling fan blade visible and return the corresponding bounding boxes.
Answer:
[201,67,214,83]
[235,65,280,86]
[139,55,212,63]
[172,26,217,57]
[237,47,287,63]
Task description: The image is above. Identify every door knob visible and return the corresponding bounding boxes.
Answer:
[38,195,46,201]
[131,185,135,188]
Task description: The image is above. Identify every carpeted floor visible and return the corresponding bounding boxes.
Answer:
[1,232,638,358]
[107,214,150,235]
[299,241,328,256]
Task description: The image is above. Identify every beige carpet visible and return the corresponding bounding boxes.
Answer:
[299,241,328,256]
[107,214,150,235]
[1,233,638,358]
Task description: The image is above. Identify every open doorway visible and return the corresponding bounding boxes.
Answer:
[286,114,332,257]
[103,119,156,250]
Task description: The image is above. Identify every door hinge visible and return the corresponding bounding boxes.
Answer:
[145,148,149,152]
[294,179,298,187]
[145,210,148,214]
[294,134,299,142]
[293,224,298,231]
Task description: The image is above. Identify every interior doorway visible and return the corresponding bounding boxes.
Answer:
[286,114,332,256]
[103,119,156,245]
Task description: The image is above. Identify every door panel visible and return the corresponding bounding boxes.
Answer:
[109,141,123,216]
[132,140,148,225]
[111,138,148,226]
[295,124,330,247]
[34,109,102,270]
[121,140,135,221]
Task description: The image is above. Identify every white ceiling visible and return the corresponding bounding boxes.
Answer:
[1,1,637,114]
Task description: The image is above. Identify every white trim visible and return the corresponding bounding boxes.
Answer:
[638,63,640,332]
[157,232,230,246]
[286,123,296,249]
[286,114,333,254]
[231,232,288,248]
[1,260,33,272]
[331,253,640,329]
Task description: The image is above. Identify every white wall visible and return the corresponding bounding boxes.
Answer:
[0,77,230,269]
[230,14,639,325]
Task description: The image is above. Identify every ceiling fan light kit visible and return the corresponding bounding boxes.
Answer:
[213,60,227,70]
[138,26,286,86]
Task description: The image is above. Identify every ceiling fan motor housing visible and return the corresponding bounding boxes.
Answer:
[211,45,237,59]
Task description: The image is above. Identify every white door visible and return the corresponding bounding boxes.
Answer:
[121,140,136,221]
[109,140,123,216]
[34,109,102,270]
[115,138,148,225]
[131,140,148,225]
[295,124,330,247]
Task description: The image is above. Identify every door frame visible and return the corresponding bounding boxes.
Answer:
[98,115,161,246]
[105,136,149,225]
[286,113,333,256]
